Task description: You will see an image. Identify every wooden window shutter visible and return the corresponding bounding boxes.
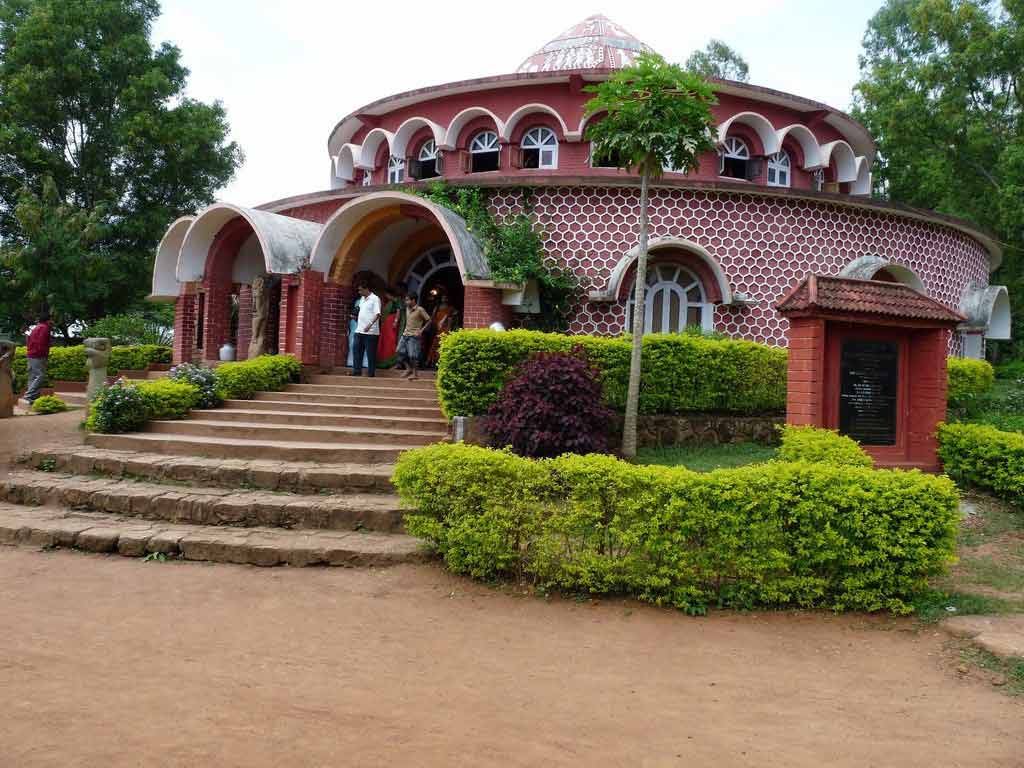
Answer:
[406,157,421,180]
[435,150,445,174]
[745,157,763,181]
[511,147,523,169]
[718,152,725,175]
[460,150,471,173]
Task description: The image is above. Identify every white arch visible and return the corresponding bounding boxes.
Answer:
[851,156,872,196]
[334,143,363,181]
[820,140,859,183]
[775,124,824,169]
[839,254,925,293]
[717,111,781,155]
[443,107,505,150]
[960,283,1012,339]
[391,117,447,160]
[588,236,732,305]
[357,128,394,169]
[501,103,572,142]
[308,191,488,281]
[151,216,193,300]
[177,203,322,282]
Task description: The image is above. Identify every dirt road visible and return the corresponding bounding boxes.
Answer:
[1,548,1021,767]
[0,409,83,480]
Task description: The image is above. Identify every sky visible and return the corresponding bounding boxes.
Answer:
[152,0,886,207]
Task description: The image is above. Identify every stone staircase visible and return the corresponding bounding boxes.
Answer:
[2,369,447,567]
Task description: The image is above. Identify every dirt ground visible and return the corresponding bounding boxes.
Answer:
[0,408,84,480]
[1,549,1022,768]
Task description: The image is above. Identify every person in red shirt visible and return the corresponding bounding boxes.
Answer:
[24,311,51,404]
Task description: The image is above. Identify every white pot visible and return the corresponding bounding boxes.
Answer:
[219,343,236,362]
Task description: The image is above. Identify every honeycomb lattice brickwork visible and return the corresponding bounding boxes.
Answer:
[489,186,990,349]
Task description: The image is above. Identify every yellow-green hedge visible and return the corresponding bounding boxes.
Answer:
[947,358,994,405]
[776,425,873,467]
[392,443,959,614]
[937,422,1024,507]
[12,344,171,390]
[213,355,301,400]
[437,330,788,419]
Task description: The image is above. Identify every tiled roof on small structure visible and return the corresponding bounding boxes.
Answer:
[775,274,966,323]
[516,14,654,74]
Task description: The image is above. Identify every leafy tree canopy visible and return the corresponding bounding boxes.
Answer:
[685,39,750,83]
[0,0,242,335]
[853,0,1024,355]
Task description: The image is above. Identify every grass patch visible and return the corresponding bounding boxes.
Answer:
[950,378,1024,433]
[635,442,778,472]
[910,589,1018,623]
[959,553,1024,594]
[958,645,1024,697]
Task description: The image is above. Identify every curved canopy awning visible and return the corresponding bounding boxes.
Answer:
[150,216,194,300]
[175,203,323,283]
[308,191,489,282]
[839,254,925,293]
[960,283,1012,339]
[588,237,732,305]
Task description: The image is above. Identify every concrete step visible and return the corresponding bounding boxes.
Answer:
[306,374,437,391]
[328,368,436,380]
[145,369,169,379]
[51,391,88,407]
[19,447,396,494]
[1,471,406,533]
[0,503,425,567]
[283,383,440,405]
[86,432,413,464]
[251,391,444,413]
[145,419,447,447]
[228,398,445,419]
[192,408,448,431]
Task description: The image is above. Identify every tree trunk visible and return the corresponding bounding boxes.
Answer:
[621,167,650,458]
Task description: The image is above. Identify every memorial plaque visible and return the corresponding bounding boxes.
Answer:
[839,340,899,445]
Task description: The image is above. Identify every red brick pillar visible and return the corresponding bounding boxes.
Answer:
[202,282,231,362]
[319,282,351,371]
[784,317,826,427]
[236,285,253,361]
[278,275,295,357]
[907,328,948,471]
[463,285,513,329]
[172,291,196,365]
[295,270,323,366]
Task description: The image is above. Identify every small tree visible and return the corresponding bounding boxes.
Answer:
[685,40,751,82]
[584,54,717,458]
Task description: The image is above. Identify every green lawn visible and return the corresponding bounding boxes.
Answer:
[636,442,777,472]
[951,377,1024,432]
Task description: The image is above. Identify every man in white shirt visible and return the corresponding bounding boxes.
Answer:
[351,283,381,377]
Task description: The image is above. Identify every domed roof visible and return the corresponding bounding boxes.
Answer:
[516,14,654,74]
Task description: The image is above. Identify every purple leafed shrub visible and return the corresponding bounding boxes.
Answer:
[481,348,614,458]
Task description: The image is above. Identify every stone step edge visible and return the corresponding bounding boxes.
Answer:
[1,471,407,533]
[18,447,397,494]
[0,504,426,567]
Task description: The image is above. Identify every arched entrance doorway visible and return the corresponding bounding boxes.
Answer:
[405,246,464,318]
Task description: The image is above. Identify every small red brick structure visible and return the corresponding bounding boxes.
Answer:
[776,275,966,471]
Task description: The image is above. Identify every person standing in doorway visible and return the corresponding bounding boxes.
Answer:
[397,293,432,380]
[24,310,52,404]
[351,283,381,377]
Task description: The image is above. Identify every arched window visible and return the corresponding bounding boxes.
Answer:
[387,155,405,184]
[415,140,440,179]
[520,126,558,169]
[766,150,791,187]
[627,263,713,334]
[719,137,750,180]
[469,130,500,173]
[361,169,373,187]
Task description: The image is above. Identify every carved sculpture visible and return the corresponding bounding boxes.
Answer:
[84,337,112,401]
[0,340,15,418]
[249,274,271,360]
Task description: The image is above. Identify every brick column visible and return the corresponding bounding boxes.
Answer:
[784,317,826,427]
[319,282,351,371]
[296,270,323,366]
[172,291,196,365]
[236,284,253,361]
[907,328,948,470]
[202,282,232,362]
[463,285,514,329]
[278,275,295,356]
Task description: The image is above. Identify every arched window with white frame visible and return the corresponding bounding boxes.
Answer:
[469,130,500,173]
[626,263,714,334]
[361,168,373,186]
[719,136,750,180]
[416,139,440,179]
[520,126,558,169]
[387,155,405,184]
[767,150,791,187]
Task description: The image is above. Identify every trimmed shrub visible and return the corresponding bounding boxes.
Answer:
[213,354,301,400]
[437,329,788,419]
[995,360,1024,380]
[31,395,67,415]
[947,357,994,406]
[776,425,873,467]
[134,379,202,420]
[481,349,614,457]
[937,422,1024,507]
[393,444,960,614]
[169,363,221,408]
[86,380,150,434]
[13,344,172,391]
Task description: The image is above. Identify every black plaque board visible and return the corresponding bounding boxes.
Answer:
[839,340,899,446]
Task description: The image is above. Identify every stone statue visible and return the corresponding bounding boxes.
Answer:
[84,337,112,401]
[0,340,15,418]
[249,274,271,360]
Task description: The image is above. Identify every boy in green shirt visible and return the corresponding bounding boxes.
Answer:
[398,294,432,380]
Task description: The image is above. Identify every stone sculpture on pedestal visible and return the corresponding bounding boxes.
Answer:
[84,337,112,401]
[249,274,270,360]
[0,340,15,418]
